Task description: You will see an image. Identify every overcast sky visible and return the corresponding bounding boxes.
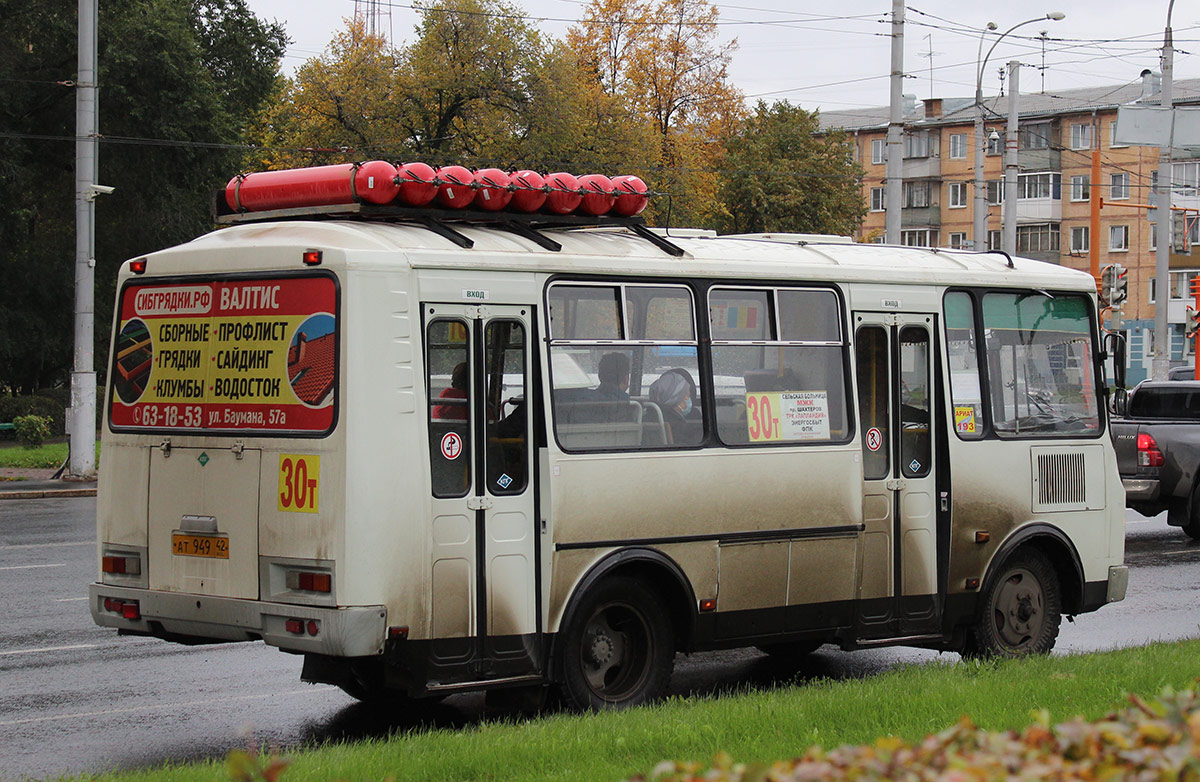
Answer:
[242,0,1199,113]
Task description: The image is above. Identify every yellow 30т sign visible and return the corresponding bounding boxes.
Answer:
[278,454,320,513]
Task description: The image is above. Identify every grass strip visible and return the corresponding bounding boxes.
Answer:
[71,639,1200,782]
[0,441,69,469]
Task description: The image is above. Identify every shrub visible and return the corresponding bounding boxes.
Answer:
[0,392,66,439]
[13,415,52,448]
[638,688,1200,782]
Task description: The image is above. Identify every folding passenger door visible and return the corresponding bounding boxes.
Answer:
[853,312,941,639]
[424,304,540,681]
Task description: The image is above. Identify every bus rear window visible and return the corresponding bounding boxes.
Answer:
[109,274,338,436]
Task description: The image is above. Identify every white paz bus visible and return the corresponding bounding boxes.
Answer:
[92,165,1128,709]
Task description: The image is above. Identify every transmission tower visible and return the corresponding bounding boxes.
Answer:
[354,0,393,40]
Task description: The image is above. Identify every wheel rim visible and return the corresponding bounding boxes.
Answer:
[991,567,1045,649]
[578,601,653,701]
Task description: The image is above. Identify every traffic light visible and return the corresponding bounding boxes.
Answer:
[1101,264,1128,308]
[1173,210,1191,253]
[1187,307,1200,339]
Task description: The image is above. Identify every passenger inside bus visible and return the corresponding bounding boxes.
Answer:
[649,369,701,445]
[593,352,631,401]
[433,362,468,420]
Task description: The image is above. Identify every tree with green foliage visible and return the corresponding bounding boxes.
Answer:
[717,100,865,237]
[0,0,285,394]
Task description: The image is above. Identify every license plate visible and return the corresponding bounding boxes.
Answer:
[172,533,229,559]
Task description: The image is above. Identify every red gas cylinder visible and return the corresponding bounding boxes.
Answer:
[396,162,438,206]
[611,174,650,216]
[509,170,548,212]
[544,172,582,215]
[224,161,399,212]
[577,174,616,216]
[474,168,513,211]
[435,165,476,209]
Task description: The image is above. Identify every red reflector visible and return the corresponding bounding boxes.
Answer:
[699,598,717,612]
[102,556,125,574]
[388,626,409,639]
[306,620,319,636]
[285,619,303,634]
[121,601,140,620]
[302,249,323,266]
[130,258,147,274]
[103,597,120,613]
[966,578,980,590]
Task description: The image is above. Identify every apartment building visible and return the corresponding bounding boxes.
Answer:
[822,71,1200,383]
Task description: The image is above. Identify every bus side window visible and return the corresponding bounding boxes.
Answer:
[427,319,471,498]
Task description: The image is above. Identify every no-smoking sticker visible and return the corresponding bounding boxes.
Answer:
[865,427,883,452]
[440,432,463,460]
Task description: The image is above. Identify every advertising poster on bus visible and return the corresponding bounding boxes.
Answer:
[109,275,337,435]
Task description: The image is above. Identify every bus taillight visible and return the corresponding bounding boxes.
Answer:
[1137,433,1165,467]
[101,554,141,575]
[286,570,332,593]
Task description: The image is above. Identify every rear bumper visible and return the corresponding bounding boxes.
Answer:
[1121,477,1160,503]
[89,583,386,657]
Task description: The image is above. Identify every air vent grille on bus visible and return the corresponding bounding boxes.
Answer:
[1036,452,1087,507]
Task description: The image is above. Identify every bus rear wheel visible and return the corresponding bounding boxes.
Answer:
[965,549,1061,658]
[557,577,674,710]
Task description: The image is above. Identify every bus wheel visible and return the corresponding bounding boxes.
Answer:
[558,577,674,710]
[965,549,1061,658]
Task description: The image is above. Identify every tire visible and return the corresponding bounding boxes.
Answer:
[755,640,823,659]
[557,576,675,710]
[964,549,1061,658]
[1183,483,1200,540]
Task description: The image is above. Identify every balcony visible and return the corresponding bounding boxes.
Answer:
[1001,197,1062,224]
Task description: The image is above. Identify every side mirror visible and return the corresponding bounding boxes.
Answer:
[1112,387,1128,418]
[1104,332,1127,391]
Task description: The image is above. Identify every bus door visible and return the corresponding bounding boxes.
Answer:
[853,312,940,639]
[424,304,539,679]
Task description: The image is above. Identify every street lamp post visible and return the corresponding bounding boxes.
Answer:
[973,13,1065,251]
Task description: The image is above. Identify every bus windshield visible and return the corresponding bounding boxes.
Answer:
[982,292,1100,436]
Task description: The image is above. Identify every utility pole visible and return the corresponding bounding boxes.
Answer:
[1002,60,1020,255]
[885,0,904,245]
[69,0,98,480]
[1152,4,1176,382]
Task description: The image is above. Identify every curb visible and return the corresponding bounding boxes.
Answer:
[0,488,97,500]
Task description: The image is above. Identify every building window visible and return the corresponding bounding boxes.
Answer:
[1174,162,1200,196]
[1110,224,1129,252]
[948,232,967,249]
[1110,122,1128,148]
[904,181,931,209]
[948,133,967,159]
[1110,172,1130,201]
[1019,172,1061,200]
[1070,175,1090,202]
[1070,226,1090,253]
[1070,123,1092,150]
[1020,122,1052,150]
[871,138,885,165]
[1017,223,1061,253]
[986,180,1004,205]
[986,131,1003,156]
[988,230,1002,250]
[948,182,967,208]
[1150,270,1200,303]
[901,229,936,247]
[870,187,886,212]
[904,131,931,159]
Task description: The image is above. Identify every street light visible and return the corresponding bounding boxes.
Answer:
[973,12,1066,251]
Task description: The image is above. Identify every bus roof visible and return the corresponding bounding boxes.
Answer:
[153,220,1097,293]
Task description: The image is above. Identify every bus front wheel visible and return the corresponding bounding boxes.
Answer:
[557,577,674,710]
[965,549,1062,658]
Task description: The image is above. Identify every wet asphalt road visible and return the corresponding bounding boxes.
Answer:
[0,497,1197,781]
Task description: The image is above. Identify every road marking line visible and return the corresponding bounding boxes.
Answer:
[0,541,92,551]
[0,687,337,727]
[1163,549,1200,556]
[54,597,89,602]
[0,644,97,657]
[0,564,65,571]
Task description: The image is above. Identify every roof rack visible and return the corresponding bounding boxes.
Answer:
[211,194,686,257]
